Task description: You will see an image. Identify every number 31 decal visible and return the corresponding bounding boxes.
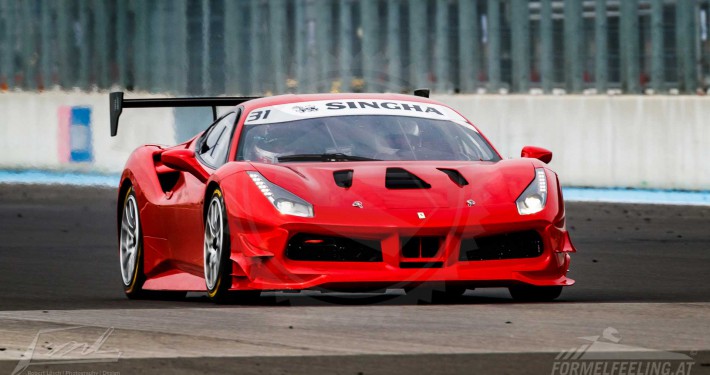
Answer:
[247,110,271,122]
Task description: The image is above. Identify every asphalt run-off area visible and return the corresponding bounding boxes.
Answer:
[0,183,708,375]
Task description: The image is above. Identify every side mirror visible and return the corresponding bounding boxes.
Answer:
[161,149,209,183]
[521,146,553,164]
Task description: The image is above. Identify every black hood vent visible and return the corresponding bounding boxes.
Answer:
[385,168,431,189]
[437,168,469,187]
[333,170,354,188]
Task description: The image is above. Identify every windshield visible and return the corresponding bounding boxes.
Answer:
[237,115,501,163]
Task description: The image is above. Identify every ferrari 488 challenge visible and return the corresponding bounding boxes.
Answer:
[110,90,575,303]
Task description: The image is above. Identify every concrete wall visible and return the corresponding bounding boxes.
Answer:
[0,91,175,173]
[436,95,710,191]
[0,92,707,190]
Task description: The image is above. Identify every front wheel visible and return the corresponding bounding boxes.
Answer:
[204,188,260,304]
[508,285,563,302]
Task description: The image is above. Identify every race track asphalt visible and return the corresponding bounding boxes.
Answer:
[0,184,708,374]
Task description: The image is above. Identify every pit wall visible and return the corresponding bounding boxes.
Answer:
[0,91,175,174]
[0,91,707,190]
[436,95,710,190]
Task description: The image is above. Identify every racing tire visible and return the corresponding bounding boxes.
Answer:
[508,285,563,302]
[120,187,186,301]
[120,187,147,299]
[204,188,260,304]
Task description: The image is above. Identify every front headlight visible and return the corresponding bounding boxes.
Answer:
[516,168,548,215]
[247,171,314,217]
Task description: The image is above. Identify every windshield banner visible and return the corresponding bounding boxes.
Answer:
[244,100,470,126]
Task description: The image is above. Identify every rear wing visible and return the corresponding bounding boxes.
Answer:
[109,91,260,137]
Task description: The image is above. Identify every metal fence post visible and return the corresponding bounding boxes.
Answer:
[269,0,287,94]
[152,0,166,92]
[675,1,685,92]
[173,0,188,94]
[458,0,480,93]
[316,0,333,92]
[224,0,246,95]
[676,0,698,93]
[387,0,402,91]
[540,0,553,93]
[650,0,664,93]
[620,0,640,93]
[0,0,7,88]
[21,1,37,90]
[56,0,71,89]
[486,0,501,92]
[511,0,530,93]
[224,0,238,94]
[303,0,318,93]
[409,0,428,90]
[116,0,127,89]
[564,0,583,93]
[339,0,353,92]
[8,0,16,87]
[77,0,90,90]
[435,0,451,93]
[250,0,265,95]
[93,0,109,90]
[133,0,149,92]
[201,0,212,95]
[361,0,379,92]
[594,0,608,93]
[40,0,53,89]
[295,0,306,92]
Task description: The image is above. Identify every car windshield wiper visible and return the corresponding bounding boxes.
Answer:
[277,153,381,162]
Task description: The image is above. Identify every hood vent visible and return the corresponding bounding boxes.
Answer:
[333,170,354,188]
[385,168,431,189]
[437,168,469,187]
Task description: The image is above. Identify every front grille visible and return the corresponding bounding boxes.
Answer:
[399,261,444,269]
[459,230,544,261]
[286,234,383,262]
[401,236,444,258]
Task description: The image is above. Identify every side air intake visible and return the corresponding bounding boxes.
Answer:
[385,168,431,189]
[437,168,469,187]
[333,170,354,188]
[459,230,544,261]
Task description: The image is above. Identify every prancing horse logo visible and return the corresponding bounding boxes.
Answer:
[292,105,318,113]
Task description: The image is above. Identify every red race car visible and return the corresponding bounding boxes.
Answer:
[110,90,575,303]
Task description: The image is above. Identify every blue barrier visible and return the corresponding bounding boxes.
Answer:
[1,170,709,206]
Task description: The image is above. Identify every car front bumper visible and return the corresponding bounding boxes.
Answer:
[225,204,576,291]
